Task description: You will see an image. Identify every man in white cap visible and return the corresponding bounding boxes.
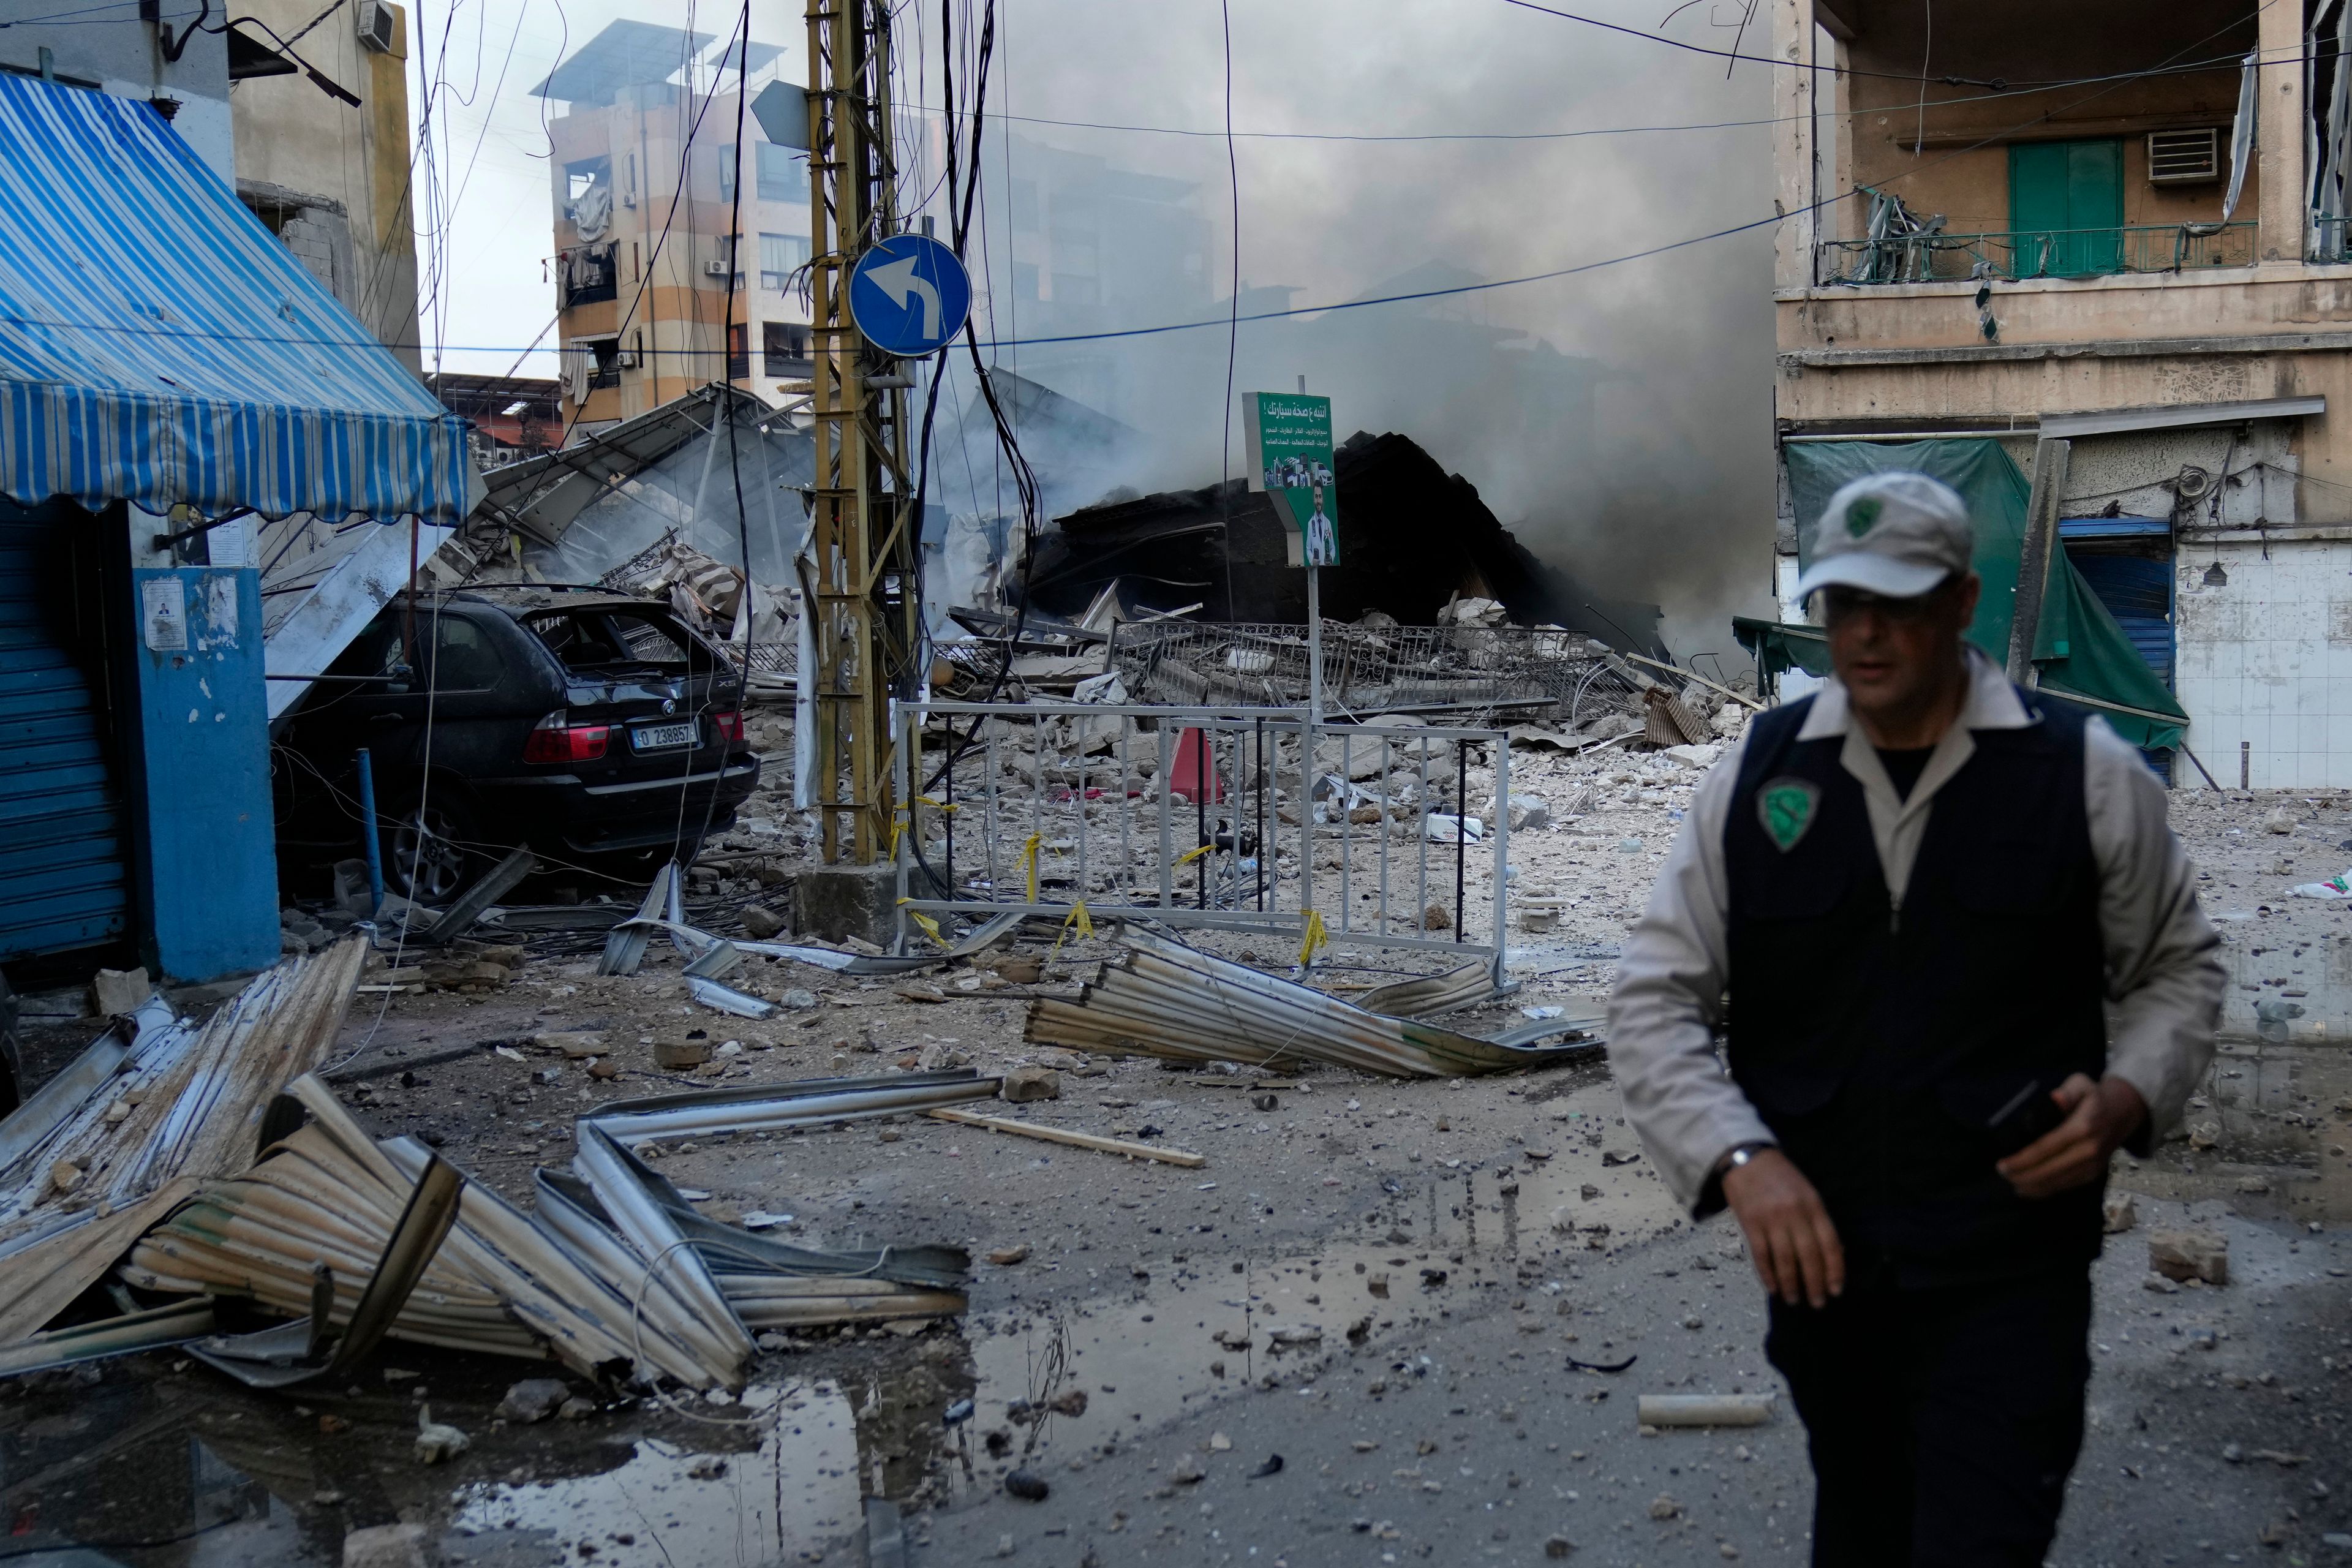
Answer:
[1607,470,2222,1564]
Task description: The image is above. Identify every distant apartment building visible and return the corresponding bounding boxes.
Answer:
[1762,0,2352,788]
[535,21,814,435]
[987,135,1212,420]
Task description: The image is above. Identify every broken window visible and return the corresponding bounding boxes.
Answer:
[523,608,722,677]
[560,243,617,306]
[763,320,811,375]
[2315,0,2352,259]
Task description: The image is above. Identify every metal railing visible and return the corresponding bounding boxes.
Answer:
[2313,214,2352,263]
[899,703,1513,978]
[1820,222,2256,285]
[1109,620,1637,722]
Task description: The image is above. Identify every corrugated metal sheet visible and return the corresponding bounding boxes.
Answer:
[0,500,127,958]
[0,73,470,525]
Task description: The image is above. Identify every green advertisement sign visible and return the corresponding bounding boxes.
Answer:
[1243,392,1338,567]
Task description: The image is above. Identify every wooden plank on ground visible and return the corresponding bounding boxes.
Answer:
[925,1107,1206,1167]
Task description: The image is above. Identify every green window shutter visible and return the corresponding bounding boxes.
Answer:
[2008,138,2124,276]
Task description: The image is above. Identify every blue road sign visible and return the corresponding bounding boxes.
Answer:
[848,234,972,356]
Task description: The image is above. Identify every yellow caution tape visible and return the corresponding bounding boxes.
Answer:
[1049,899,1095,957]
[1020,832,1043,903]
[896,897,946,948]
[913,794,959,815]
[1175,842,1214,867]
[1298,908,1330,968]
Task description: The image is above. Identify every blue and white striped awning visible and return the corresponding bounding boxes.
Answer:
[0,74,471,524]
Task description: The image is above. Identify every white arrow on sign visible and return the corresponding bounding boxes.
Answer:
[864,255,940,342]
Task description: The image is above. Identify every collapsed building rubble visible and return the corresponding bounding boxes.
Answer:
[1014,431,1666,652]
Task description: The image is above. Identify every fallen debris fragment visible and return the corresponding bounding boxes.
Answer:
[498,1377,573,1423]
[1028,932,1600,1077]
[419,848,539,945]
[2148,1227,2228,1286]
[1636,1394,1775,1428]
[188,1154,464,1389]
[927,1107,1206,1167]
[414,1406,470,1463]
[999,1066,1061,1102]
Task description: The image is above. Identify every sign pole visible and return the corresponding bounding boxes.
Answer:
[1301,374,1322,728]
[1306,552,1322,726]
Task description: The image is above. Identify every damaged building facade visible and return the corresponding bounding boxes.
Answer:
[537,22,816,434]
[1766,0,2352,786]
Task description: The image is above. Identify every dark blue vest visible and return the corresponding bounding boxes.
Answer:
[1724,690,2108,1286]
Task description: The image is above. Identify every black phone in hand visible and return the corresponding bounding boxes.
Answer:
[1988,1080,2067,1157]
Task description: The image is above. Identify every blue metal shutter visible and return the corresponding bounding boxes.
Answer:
[0,499,128,959]
[2064,551,2176,690]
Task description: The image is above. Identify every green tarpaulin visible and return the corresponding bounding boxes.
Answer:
[1772,438,2188,750]
[1784,438,2027,665]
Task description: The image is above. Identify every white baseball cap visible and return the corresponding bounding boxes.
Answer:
[1795,471,1975,601]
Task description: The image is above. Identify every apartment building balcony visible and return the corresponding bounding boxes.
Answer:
[1819,217,2257,288]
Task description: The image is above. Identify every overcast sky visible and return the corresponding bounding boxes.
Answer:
[409,0,1782,648]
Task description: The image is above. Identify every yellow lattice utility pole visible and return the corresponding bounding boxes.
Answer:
[804,0,919,866]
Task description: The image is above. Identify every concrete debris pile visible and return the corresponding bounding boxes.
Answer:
[1019,431,1662,646]
[1026,930,1604,1077]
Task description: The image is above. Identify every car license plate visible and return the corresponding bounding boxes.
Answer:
[631,721,697,752]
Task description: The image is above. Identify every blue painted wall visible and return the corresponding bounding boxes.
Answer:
[126,567,279,980]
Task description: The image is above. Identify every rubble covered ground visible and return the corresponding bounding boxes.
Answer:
[3,697,2349,1567]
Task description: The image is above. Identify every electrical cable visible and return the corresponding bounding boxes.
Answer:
[1498,0,2260,88]
[20,7,2301,366]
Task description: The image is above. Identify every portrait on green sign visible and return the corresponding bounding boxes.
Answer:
[1244,391,1340,568]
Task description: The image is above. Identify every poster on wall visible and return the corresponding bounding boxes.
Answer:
[141,576,186,652]
[1243,392,1338,567]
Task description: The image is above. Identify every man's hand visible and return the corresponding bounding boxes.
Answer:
[1997,1072,2146,1199]
[1721,1147,1845,1308]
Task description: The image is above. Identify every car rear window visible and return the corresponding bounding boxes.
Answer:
[522,606,723,676]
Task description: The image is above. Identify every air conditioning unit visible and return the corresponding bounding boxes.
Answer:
[2148,127,2222,185]
[703,259,731,277]
[614,349,639,369]
[355,0,396,54]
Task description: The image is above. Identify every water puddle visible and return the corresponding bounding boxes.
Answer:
[0,1076,1691,1564]
[450,1381,867,1564]
[2120,1039,2352,1224]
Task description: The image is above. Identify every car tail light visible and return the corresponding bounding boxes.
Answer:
[711,710,744,742]
[523,710,608,763]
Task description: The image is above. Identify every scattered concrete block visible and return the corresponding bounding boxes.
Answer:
[496,1378,571,1423]
[793,862,898,946]
[342,1521,432,1568]
[90,966,151,1017]
[2148,1227,2228,1285]
[1000,1067,1061,1103]
[2102,1193,2137,1234]
[535,1031,606,1059]
[654,1038,713,1070]
[741,905,786,940]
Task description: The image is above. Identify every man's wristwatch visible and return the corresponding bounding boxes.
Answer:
[1717,1141,1776,1177]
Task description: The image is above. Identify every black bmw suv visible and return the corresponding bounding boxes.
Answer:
[273,587,763,901]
